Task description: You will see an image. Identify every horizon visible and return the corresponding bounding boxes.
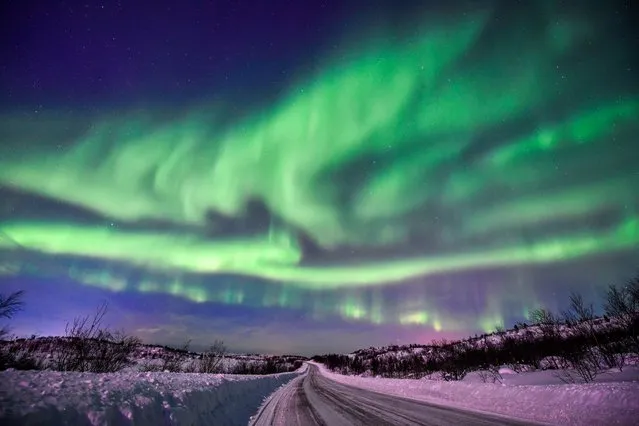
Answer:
[1,0,637,355]
[1,286,629,358]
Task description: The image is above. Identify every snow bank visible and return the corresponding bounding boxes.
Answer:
[0,369,300,426]
[314,363,639,426]
[472,365,639,386]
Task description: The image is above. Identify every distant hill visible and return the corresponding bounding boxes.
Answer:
[0,335,307,374]
[313,314,636,383]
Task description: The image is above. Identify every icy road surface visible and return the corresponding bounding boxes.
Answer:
[250,364,539,426]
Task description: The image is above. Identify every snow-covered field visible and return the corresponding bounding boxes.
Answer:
[314,362,639,425]
[0,367,302,426]
[2,361,637,425]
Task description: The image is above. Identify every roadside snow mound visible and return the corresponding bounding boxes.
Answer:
[314,362,639,426]
[0,369,300,426]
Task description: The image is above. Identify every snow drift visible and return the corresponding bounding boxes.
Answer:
[315,363,639,425]
[0,368,300,426]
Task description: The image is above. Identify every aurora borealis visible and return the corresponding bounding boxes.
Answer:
[0,1,637,354]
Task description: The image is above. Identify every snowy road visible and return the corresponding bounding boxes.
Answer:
[250,364,539,426]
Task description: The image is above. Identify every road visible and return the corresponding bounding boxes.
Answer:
[250,364,541,426]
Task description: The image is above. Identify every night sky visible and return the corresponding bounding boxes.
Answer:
[0,0,637,355]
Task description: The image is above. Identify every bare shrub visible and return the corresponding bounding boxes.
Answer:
[157,341,191,373]
[543,355,567,371]
[0,344,44,371]
[55,301,140,373]
[529,308,561,336]
[199,339,226,373]
[558,293,602,382]
[0,290,42,371]
[437,341,470,381]
[598,343,626,371]
[567,352,599,383]
[552,352,598,384]
[478,366,503,384]
[605,275,639,354]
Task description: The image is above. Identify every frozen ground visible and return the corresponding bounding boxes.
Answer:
[1,362,637,425]
[0,367,301,426]
[251,363,534,426]
[315,362,639,425]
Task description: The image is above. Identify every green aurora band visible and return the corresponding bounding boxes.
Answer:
[1,8,637,331]
[1,216,637,289]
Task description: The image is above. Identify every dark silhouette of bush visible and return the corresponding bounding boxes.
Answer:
[0,290,42,371]
[54,301,141,373]
[199,339,227,373]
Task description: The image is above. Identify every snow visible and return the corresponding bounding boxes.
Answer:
[0,368,301,426]
[313,362,639,425]
[1,337,306,374]
[484,365,639,386]
[4,360,637,425]
[248,363,308,425]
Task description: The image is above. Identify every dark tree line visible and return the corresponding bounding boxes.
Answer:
[314,273,639,383]
[231,357,304,375]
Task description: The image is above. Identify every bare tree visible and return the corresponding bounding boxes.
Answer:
[199,339,226,373]
[562,292,595,324]
[559,293,602,382]
[0,290,24,319]
[605,275,639,354]
[529,308,560,328]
